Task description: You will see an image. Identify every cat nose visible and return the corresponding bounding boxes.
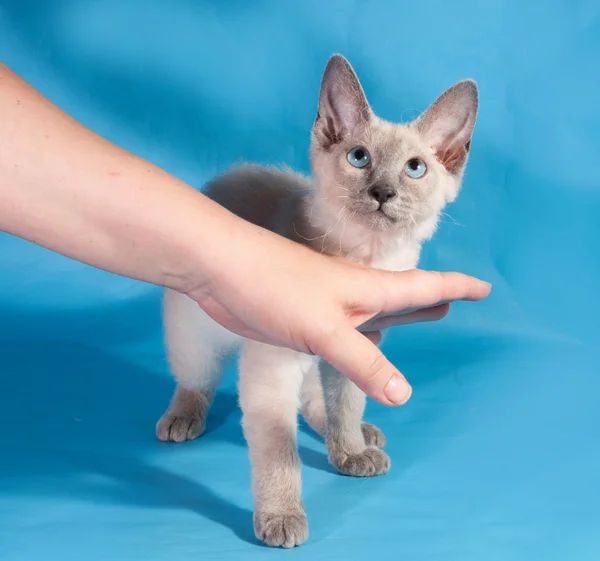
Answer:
[368,184,397,204]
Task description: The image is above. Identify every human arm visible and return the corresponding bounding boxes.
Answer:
[0,63,490,405]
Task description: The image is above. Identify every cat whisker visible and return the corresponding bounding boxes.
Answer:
[338,208,357,255]
[318,166,351,194]
[398,205,425,217]
[319,165,336,186]
[441,212,465,227]
[321,206,347,252]
[293,223,323,242]
[399,108,421,123]
[293,205,347,245]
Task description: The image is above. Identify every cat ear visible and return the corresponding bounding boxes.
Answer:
[313,54,372,148]
[414,80,478,175]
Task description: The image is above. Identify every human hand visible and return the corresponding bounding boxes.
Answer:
[0,64,489,406]
[187,222,491,406]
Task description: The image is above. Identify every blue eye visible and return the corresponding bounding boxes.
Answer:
[347,146,371,168]
[404,158,427,179]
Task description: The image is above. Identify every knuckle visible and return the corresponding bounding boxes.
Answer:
[308,322,342,356]
[425,271,445,302]
[360,352,389,385]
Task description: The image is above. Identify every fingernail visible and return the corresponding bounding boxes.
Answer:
[384,375,412,405]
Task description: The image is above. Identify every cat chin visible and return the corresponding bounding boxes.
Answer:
[356,210,424,237]
[362,212,399,232]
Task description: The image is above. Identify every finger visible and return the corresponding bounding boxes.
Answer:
[363,331,382,345]
[362,303,450,331]
[310,324,412,406]
[371,270,491,315]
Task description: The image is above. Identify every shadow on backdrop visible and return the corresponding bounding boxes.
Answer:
[1,0,599,559]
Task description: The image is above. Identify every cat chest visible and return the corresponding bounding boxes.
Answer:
[354,243,421,272]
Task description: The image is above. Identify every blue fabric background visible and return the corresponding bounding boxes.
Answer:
[1,1,599,559]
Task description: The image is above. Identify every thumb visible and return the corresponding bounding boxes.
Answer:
[311,324,412,406]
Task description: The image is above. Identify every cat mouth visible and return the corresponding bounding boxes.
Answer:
[352,199,399,226]
[375,206,397,222]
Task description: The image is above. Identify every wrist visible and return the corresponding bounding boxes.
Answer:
[163,190,246,298]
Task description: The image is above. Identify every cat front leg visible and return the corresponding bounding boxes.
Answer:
[320,361,390,477]
[239,340,314,548]
[157,385,213,442]
[157,289,241,442]
[300,363,387,448]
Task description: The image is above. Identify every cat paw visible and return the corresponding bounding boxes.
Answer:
[254,509,309,548]
[361,422,386,448]
[333,447,391,477]
[156,413,205,442]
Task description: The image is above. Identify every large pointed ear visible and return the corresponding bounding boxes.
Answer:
[414,80,478,175]
[313,54,372,149]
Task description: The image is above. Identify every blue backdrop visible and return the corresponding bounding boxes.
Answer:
[1,1,599,560]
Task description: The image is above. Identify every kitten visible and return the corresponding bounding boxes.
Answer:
[157,55,478,548]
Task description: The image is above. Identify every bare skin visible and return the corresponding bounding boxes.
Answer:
[0,63,491,405]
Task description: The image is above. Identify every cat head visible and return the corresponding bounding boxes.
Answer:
[310,55,478,238]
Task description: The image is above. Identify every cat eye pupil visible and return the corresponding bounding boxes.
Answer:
[403,157,427,179]
[346,146,371,168]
